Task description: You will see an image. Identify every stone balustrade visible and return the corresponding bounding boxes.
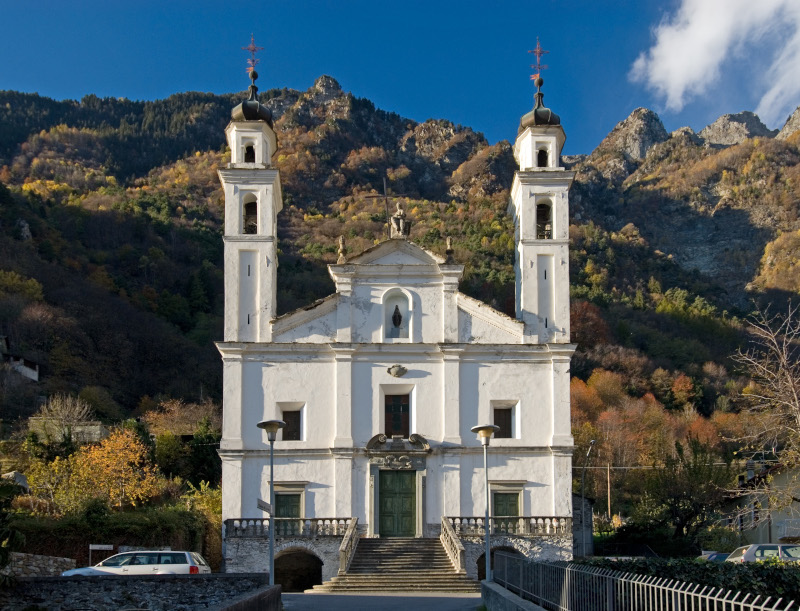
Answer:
[446,516,571,537]
[337,517,359,575]
[224,517,354,538]
[440,516,467,573]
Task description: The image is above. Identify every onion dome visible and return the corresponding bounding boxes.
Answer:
[231,70,273,126]
[519,76,560,133]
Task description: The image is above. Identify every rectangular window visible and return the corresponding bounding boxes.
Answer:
[385,394,410,438]
[493,492,519,517]
[282,410,302,441]
[494,407,513,438]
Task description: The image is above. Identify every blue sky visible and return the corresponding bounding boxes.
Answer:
[1,0,799,155]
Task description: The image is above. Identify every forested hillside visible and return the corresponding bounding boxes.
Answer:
[2,77,800,515]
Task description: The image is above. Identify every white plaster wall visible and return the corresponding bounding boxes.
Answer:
[350,356,444,444]
[457,309,521,343]
[258,360,336,447]
[349,280,444,345]
[457,451,555,517]
[273,309,338,343]
[457,359,553,446]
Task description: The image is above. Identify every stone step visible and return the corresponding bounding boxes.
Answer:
[312,536,480,593]
[311,585,481,593]
[323,575,475,582]
[310,580,480,593]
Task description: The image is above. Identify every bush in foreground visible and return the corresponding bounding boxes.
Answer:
[575,557,800,602]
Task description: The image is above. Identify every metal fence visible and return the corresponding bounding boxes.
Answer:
[493,552,797,611]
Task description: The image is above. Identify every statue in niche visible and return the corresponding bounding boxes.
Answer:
[392,305,403,328]
[388,304,404,338]
[390,202,411,238]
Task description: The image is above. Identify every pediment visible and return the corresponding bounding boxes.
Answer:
[346,239,444,266]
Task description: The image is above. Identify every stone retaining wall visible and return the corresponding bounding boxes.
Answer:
[462,535,572,579]
[0,552,75,578]
[224,536,343,582]
[0,573,272,611]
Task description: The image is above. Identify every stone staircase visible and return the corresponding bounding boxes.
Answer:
[309,537,480,593]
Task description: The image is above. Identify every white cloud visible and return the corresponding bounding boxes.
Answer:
[630,0,800,127]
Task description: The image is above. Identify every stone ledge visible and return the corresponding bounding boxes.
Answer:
[212,584,281,611]
[482,580,545,611]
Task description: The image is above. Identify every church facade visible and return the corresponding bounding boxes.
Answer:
[218,73,575,577]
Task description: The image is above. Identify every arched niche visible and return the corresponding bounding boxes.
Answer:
[244,144,256,163]
[243,193,258,235]
[537,148,549,168]
[383,288,412,340]
[536,201,552,240]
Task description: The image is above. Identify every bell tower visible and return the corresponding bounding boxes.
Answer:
[218,68,282,342]
[508,74,574,344]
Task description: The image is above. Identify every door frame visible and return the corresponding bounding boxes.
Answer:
[368,464,425,538]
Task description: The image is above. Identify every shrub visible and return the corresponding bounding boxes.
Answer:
[576,557,800,601]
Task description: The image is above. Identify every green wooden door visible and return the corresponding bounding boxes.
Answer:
[275,493,301,535]
[493,492,519,534]
[379,471,416,536]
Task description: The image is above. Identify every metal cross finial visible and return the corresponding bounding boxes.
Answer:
[528,37,549,81]
[243,34,264,74]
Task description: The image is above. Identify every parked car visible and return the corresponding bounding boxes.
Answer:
[62,551,211,576]
[725,544,800,563]
[698,551,730,562]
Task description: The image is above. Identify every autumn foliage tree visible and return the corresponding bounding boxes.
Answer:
[74,429,160,510]
[26,428,160,515]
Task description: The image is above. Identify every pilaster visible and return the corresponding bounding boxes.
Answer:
[335,279,353,343]
[333,452,354,516]
[333,346,355,447]
[441,346,463,444]
[550,352,575,447]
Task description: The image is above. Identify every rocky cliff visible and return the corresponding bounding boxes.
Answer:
[698,111,778,146]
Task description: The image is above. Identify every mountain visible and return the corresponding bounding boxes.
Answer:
[777,106,800,141]
[572,106,800,307]
[0,77,799,428]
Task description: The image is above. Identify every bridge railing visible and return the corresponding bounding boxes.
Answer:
[493,552,796,611]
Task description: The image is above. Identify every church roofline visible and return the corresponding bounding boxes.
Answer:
[271,293,339,335]
[456,292,524,337]
[344,237,446,265]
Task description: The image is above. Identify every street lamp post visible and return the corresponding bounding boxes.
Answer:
[580,439,596,557]
[471,424,500,582]
[257,419,285,587]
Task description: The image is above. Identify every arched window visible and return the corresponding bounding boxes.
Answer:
[383,289,411,340]
[536,202,552,239]
[243,194,258,235]
[537,148,548,168]
[244,145,256,163]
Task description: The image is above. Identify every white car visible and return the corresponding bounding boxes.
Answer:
[62,551,211,576]
[725,544,800,563]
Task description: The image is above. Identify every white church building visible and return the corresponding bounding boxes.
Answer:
[218,71,576,583]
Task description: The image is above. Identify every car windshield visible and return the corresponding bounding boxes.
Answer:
[99,554,133,567]
[727,547,746,560]
[782,546,800,558]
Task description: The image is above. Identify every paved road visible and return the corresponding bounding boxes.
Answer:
[282,592,483,611]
